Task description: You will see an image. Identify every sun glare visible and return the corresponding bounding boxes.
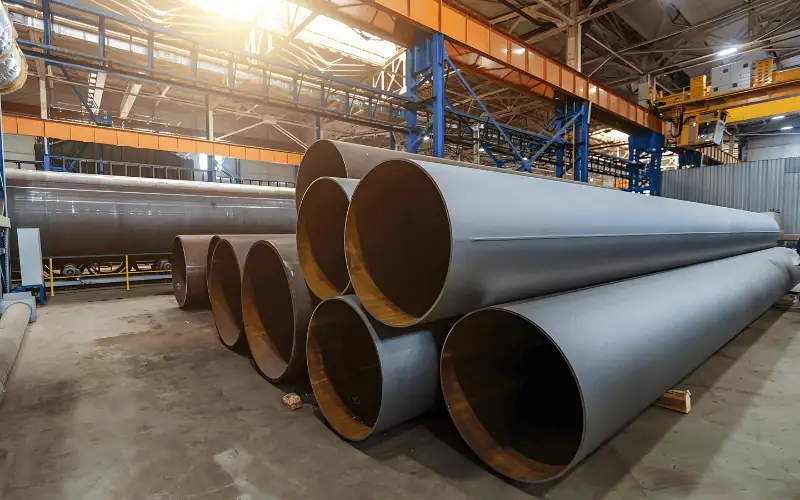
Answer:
[183,0,397,64]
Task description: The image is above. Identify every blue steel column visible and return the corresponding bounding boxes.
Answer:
[553,115,565,177]
[572,99,590,183]
[42,139,51,171]
[99,16,106,61]
[628,132,665,195]
[42,0,52,50]
[430,33,445,158]
[42,0,53,173]
[405,45,418,153]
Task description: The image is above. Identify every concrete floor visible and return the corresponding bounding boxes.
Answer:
[0,285,799,500]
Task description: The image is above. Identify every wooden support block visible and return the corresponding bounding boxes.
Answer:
[282,393,303,411]
[655,389,691,413]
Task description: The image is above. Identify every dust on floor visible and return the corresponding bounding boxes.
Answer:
[0,286,799,500]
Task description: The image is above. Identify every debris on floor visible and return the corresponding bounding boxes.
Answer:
[283,392,303,411]
[655,388,691,413]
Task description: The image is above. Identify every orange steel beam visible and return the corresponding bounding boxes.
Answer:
[2,115,303,166]
[301,0,664,134]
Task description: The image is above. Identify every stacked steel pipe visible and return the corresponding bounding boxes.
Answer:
[171,231,317,388]
[295,142,800,483]
[171,140,800,483]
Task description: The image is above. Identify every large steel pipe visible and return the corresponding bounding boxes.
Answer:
[209,235,290,350]
[6,170,295,258]
[440,247,800,483]
[295,140,544,211]
[242,238,315,382]
[297,177,359,299]
[172,235,214,309]
[345,159,780,326]
[306,295,451,441]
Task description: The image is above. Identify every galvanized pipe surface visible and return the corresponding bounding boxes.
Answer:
[306,295,451,441]
[440,247,800,483]
[295,140,546,212]
[172,235,214,310]
[242,237,315,382]
[209,235,287,350]
[0,303,33,405]
[345,159,780,326]
[6,170,296,257]
[297,177,359,299]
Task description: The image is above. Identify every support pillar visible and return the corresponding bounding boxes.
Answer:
[473,124,481,163]
[206,95,215,182]
[739,136,747,161]
[629,132,665,195]
[404,45,418,153]
[430,33,445,158]
[571,99,590,183]
[42,138,51,171]
[566,0,582,71]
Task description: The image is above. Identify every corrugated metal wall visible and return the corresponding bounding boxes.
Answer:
[662,158,800,234]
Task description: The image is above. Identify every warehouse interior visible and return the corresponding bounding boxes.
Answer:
[0,0,800,498]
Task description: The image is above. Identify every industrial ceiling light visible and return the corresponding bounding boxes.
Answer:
[772,115,785,120]
[781,126,793,130]
[717,47,738,57]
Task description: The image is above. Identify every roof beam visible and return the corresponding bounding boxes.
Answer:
[119,81,142,119]
[490,3,561,25]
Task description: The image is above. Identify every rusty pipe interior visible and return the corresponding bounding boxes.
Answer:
[209,240,245,349]
[242,241,297,381]
[172,237,189,308]
[440,309,583,482]
[345,160,451,326]
[307,298,383,441]
[297,178,352,299]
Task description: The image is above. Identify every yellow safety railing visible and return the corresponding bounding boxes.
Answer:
[45,256,170,297]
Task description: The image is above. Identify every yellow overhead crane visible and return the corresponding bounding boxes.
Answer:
[653,60,800,149]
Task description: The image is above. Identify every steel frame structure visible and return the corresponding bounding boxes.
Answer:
[5,0,668,187]
[405,32,645,181]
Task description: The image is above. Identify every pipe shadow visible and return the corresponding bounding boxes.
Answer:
[518,307,793,499]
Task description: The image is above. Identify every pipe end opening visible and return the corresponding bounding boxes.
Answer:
[209,241,244,348]
[345,160,451,327]
[441,309,584,483]
[243,242,295,381]
[298,179,351,299]
[307,298,382,441]
[296,140,347,210]
[171,238,188,308]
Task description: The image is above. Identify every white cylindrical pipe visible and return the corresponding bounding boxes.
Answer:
[0,302,33,404]
[0,4,28,94]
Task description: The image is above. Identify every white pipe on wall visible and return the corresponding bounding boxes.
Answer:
[0,3,27,94]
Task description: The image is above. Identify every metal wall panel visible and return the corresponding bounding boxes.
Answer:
[662,158,800,234]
